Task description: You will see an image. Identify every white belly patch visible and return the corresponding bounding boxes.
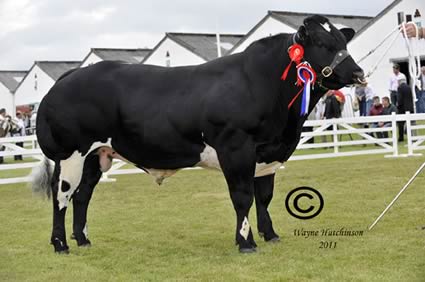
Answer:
[197,144,283,177]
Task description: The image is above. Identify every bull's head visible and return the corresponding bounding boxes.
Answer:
[295,15,365,89]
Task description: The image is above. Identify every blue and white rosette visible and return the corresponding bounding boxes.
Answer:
[296,63,316,116]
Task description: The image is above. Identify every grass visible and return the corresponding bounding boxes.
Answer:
[0,154,425,281]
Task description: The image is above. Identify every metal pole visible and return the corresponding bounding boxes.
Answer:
[369,161,425,230]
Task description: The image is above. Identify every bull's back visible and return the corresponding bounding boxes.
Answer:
[37,61,206,166]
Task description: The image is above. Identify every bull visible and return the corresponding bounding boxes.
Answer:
[32,15,364,253]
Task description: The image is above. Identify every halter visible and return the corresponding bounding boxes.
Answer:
[316,49,351,81]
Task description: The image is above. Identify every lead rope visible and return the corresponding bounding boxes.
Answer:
[401,22,422,110]
[364,28,401,78]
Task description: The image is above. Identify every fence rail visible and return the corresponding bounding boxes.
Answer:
[1,112,425,185]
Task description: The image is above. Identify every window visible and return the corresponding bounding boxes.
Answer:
[34,73,38,91]
[165,51,171,67]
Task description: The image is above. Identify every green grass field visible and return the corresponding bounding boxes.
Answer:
[0,154,424,281]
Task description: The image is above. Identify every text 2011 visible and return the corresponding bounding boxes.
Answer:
[319,241,337,249]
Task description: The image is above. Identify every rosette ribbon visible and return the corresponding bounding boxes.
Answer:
[296,62,316,116]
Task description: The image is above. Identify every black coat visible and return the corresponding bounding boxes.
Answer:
[397,83,414,113]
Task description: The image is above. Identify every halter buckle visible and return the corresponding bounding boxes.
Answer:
[321,66,333,78]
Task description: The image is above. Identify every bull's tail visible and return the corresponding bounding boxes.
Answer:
[30,157,54,199]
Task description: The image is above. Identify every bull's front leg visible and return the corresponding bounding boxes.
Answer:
[215,132,257,253]
[254,174,280,242]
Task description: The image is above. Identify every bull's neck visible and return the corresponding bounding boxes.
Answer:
[242,33,327,114]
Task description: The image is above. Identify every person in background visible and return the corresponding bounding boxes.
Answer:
[389,64,406,106]
[13,111,25,161]
[379,96,397,139]
[369,96,384,138]
[397,77,414,142]
[30,110,37,134]
[320,91,342,144]
[415,66,425,113]
[324,90,342,120]
[0,108,6,164]
[355,84,366,116]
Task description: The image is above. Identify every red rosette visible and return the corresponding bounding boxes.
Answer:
[288,44,304,64]
[281,43,305,80]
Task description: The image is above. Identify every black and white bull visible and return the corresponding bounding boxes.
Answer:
[32,15,364,253]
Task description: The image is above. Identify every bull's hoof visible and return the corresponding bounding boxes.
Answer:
[239,247,257,254]
[78,241,91,248]
[71,233,91,247]
[51,238,69,254]
[259,231,280,242]
[56,248,70,255]
[265,236,280,243]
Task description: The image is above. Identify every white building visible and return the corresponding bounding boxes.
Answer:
[80,48,152,68]
[14,61,81,109]
[0,71,27,115]
[349,0,425,98]
[142,32,243,67]
[230,11,372,54]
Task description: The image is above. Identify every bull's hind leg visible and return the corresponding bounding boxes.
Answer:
[50,163,70,253]
[215,134,257,253]
[71,153,102,247]
[51,151,86,253]
[254,174,280,242]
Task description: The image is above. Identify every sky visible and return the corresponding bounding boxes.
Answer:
[0,0,395,70]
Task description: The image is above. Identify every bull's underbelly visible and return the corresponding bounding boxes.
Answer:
[55,139,283,209]
[99,143,283,185]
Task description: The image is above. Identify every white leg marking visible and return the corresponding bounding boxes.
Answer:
[83,224,88,238]
[240,217,250,240]
[57,139,112,210]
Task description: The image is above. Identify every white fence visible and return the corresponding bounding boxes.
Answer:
[1,112,425,185]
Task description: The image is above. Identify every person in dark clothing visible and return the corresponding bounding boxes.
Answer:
[324,91,342,119]
[369,96,383,138]
[322,91,342,144]
[379,96,397,138]
[397,78,414,142]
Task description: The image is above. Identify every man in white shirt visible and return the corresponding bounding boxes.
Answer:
[0,108,6,164]
[389,63,407,106]
[13,111,25,161]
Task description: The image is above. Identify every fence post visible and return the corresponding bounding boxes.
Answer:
[332,120,339,154]
[391,112,398,157]
[406,112,414,156]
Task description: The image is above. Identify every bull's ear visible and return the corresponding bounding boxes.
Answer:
[340,28,355,43]
[297,25,309,43]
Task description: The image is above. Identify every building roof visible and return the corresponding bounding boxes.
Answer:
[353,0,402,38]
[230,11,373,53]
[88,48,152,64]
[142,32,244,63]
[14,61,81,94]
[0,71,27,92]
[35,61,81,81]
